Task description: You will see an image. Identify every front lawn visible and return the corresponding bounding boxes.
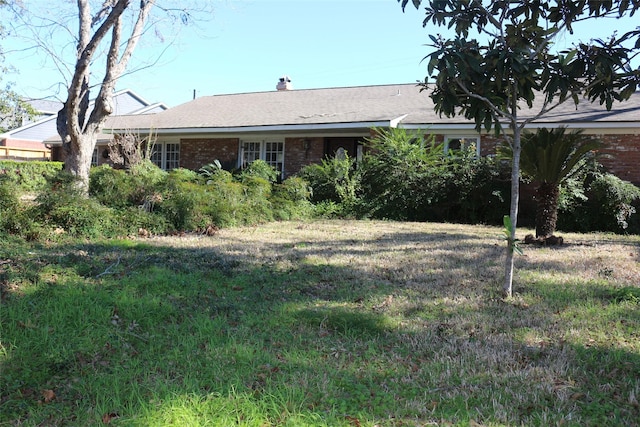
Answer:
[1,220,639,426]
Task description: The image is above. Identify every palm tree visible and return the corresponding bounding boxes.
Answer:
[500,127,601,239]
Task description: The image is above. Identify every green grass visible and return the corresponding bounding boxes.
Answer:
[1,221,639,426]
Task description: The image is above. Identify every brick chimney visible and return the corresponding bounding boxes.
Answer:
[276,75,293,91]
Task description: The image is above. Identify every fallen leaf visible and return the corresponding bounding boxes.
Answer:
[102,412,120,424]
[345,415,361,427]
[18,320,36,329]
[42,389,55,403]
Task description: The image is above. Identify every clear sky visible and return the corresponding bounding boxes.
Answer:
[3,0,639,108]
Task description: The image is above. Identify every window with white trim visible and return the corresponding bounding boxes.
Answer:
[240,140,285,175]
[165,143,180,170]
[150,142,180,170]
[242,142,261,168]
[264,141,284,173]
[444,136,481,157]
[91,148,99,166]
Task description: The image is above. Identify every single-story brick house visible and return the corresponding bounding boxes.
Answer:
[62,81,640,185]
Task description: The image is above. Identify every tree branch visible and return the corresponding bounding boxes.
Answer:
[63,0,129,144]
[87,0,155,133]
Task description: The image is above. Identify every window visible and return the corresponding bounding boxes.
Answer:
[444,136,480,157]
[241,142,261,168]
[240,140,285,175]
[150,142,180,170]
[264,141,284,173]
[165,143,180,170]
[91,148,99,166]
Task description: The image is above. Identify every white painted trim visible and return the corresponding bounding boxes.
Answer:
[390,114,409,128]
[104,120,640,139]
[106,121,393,135]
[400,121,640,131]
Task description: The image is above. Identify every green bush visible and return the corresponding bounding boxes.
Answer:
[312,200,345,219]
[273,176,312,202]
[0,175,20,213]
[168,167,202,184]
[559,171,640,233]
[238,159,279,183]
[199,161,233,185]
[270,177,314,220]
[206,181,246,227]
[0,175,39,238]
[206,179,273,227]
[113,207,171,236]
[159,180,213,232]
[299,153,359,208]
[90,165,134,208]
[242,175,272,199]
[357,128,510,223]
[128,160,168,210]
[0,160,63,192]
[34,172,120,238]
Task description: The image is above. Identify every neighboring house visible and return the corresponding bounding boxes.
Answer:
[97,81,639,184]
[0,98,62,160]
[0,89,167,162]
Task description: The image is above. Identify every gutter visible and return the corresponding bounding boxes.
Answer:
[104,121,395,135]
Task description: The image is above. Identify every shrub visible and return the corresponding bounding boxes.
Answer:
[34,172,119,238]
[168,167,202,184]
[357,127,510,223]
[442,153,511,224]
[312,200,348,219]
[113,207,171,236]
[559,171,640,233]
[206,180,273,227]
[0,175,20,213]
[128,160,167,210]
[90,165,134,208]
[357,128,444,220]
[206,181,246,227]
[299,153,359,207]
[242,175,272,199]
[199,161,233,185]
[271,177,314,220]
[159,180,213,232]
[272,176,312,202]
[0,175,39,238]
[0,160,63,193]
[238,159,279,183]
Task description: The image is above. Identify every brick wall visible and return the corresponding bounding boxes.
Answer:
[176,132,639,185]
[475,133,640,185]
[284,137,325,177]
[597,134,640,185]
[180,138,239,171]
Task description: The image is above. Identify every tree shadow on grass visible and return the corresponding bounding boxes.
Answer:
[1,230,639,425]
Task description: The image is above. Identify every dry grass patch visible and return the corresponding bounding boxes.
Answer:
[2,220,639,426]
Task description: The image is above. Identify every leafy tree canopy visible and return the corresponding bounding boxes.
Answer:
[400,0,640,133]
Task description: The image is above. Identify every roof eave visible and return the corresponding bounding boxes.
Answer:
[400,121,640,131]
[105,121,394,135]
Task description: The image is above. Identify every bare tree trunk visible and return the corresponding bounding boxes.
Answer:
[56,0,155,195]
[63,132,96,190]
[503,124,521,298]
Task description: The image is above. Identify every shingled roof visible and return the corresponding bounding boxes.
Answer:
[104,83,640,135]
